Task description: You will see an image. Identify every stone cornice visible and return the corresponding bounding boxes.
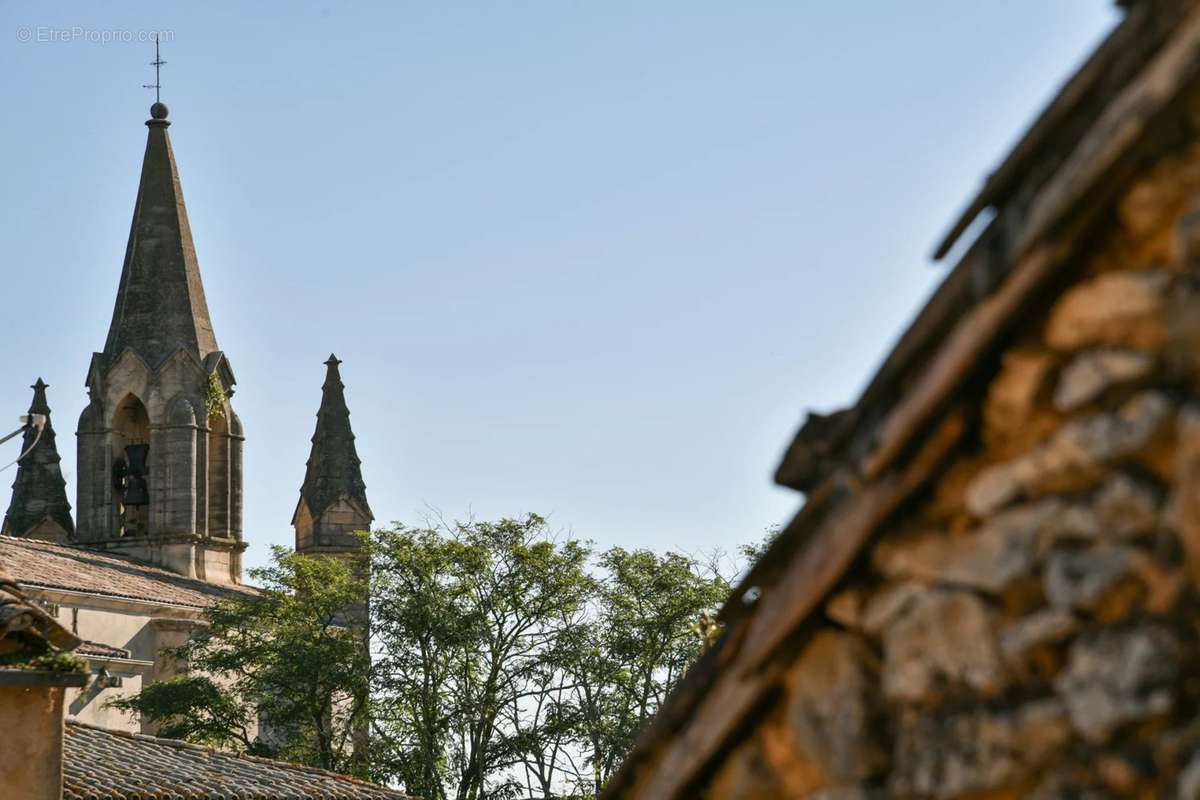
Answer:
[20,585,206,620]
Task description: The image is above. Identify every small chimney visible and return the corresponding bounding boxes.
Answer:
[0,577,86,800]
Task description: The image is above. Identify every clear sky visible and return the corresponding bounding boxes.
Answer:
[0,2,1120,573]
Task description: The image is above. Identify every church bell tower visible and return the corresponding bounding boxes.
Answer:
[75,101,245,584]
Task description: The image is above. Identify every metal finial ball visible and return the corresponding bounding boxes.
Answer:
[150,102,169,120]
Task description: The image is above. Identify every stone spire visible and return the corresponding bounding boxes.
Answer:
[76,104,244,585]
[101,102,218,369]
[3,379,74,542]
[293,355,373,554]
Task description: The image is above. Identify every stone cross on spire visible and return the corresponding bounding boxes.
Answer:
[3,379,74,542]
[292,355,373,555]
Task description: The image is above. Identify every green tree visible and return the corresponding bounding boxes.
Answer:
[110,514,740,798]
[369,524,485,796]
[110,546,371,776]
[737,523,783,568]
[370,515,594,800]
[558,548,730,796]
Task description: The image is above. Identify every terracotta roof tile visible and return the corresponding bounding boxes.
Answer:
[0,574,80,652]
[0,535,258,608]
[76,640,132,659]
[64,721,411,799]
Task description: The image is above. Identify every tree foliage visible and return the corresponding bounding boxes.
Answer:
[560,547,730,795]
[110,546,372,775]
[369,517,730,798]
[371,514,596,800]
[113,516,735,798]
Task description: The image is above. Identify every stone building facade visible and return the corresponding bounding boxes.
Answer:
[0,534,251,733]
[604,2,1200,798]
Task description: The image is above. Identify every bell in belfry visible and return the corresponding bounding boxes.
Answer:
[123,443,150,506]
[111,456,128,494]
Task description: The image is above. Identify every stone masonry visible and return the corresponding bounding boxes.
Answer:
[292,355,373,556]
[3,379,73,542]
[602,5,1200,796]
[74,102,245,584]
[692,141,1200,799]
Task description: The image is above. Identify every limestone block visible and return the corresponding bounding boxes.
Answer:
[1044,269,1171,351]
[1026,766,1106,800]
[983,348,1055,442]
[966,474,1157,555]
[1128,553,1184,614]
[998,608,1079,667]
[1095,754,1145,795]
[1153,720,1200,795]
[873,525,1034,595]
[782,632,886,784]
[1053,348,1154,411]
[1093,473,1161,540]
[889,700,1071,799]
[704,723,823,800]
[825,588,863,629]
[966,392,1173,516]
[1043,546,1137,612]
[1170,407,1200,584]
[1029,757,1149,797]
[805,787,883,800]
[872,505,1056,594]
[965,465,1027,519]
[1054,625,1177,743]
[1165,282,1200,380]
[1040,389,1170,481]
[859,582,924,638]
[881,589,1005,703]
[873,490,1152,594]
[1180,752,1200,800]
[1121,171,1186,238]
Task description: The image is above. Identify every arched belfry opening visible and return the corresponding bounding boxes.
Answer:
[111,393,151,537]
[111,394,150,445]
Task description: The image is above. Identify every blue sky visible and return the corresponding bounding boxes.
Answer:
[0,2,1119,572]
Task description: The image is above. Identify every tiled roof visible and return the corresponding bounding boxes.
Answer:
[0,575,79,652]
[64,721,411,799]
[76,640,131,659]
[0,535,258,609]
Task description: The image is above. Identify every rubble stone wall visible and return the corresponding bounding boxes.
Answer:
[702,146,1200,799]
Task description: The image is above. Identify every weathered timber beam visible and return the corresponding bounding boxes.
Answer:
[931,2,1150,259]
[863,3,1200,482]
[1013,2,1200,259]
[859,243,1056,480]
[738,410,965,674]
